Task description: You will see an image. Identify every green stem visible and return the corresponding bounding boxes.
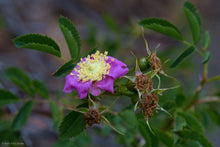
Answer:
[141,27,150,55]
[196,97,220,105]
[183,63,208,111]
[181,40,203,57]
[207,75,220,83]
[60,56,68,62]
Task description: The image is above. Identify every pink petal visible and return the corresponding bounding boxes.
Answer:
[63,73,92,99]
[106,56,129,79]
[97,75,114,93]
[89,85,101,96]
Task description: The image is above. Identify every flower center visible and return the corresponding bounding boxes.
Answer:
[75,51,110,83]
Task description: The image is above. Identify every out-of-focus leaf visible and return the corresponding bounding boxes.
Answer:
[5,67,35,97]
[178,112,204,133]
[154,129,174,147]
[58,16,81,60]
[59,111,86,138]
[176,130,212,147]
[102,116,124,135]
[13,34,61,57]
[53,60,76,77]
[202,51,210,64]
[174,115,186,131]
[136,114,152,147]
[0,129,20,143]
[175,93,186,107]
[0,89,20,106]
[206,108,220,125]
[12,101,34,130]
[102,13,119,33]
[202,31,210,51]
[184,1,201,44]
[179,140,201,147]
[86,22,97,46]
[53,132,91,147]
[32,80,49,99]
[174,115,187,144]
[171,46,195,68]
[139,18,183,40]
[87,47,99,55]
[50,101,62,130]
[119,110,137,130]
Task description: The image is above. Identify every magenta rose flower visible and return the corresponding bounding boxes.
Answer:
[63,51,129,99]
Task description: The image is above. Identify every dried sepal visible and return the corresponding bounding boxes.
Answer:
[156,104,172,117]
[84,109,102,126]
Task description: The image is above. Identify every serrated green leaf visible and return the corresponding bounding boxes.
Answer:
[58,16,81,60]
[136,114,152,147]
[59,111,86,138]
[176,130,213,147]
[202,51,210,64]
[53,60,76,77]
[12,101,34,130]
[5,67,35,97]
[32,80,49,99]
[178,112,204,133]
[139,18,183,40]
[0,89,20,106]
[154,129,174,147]
[184,1,201,44]
[171,46,195,68]
[13,34,61,57]
[50,101,62,130]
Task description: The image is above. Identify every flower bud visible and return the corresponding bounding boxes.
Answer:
[138,57,150,71]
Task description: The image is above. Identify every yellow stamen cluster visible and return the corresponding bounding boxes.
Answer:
[74,51,111,83]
